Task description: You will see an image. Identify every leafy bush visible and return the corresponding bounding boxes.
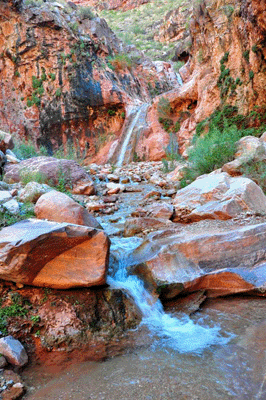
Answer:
[13,138,41,159]
[77,6,95,20]
[19,169,48,186]
[181,106,266,187]
[0,203,35,229]
[188,122,241,176]
[107,54,133,71]
[0,293,30,335]
[157,97,172,119]
[240,161,266,193]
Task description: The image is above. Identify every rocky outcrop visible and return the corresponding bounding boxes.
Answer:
[0,284,140,362]
[4,156,95,195]
[135,0,266,159]
[0,0,176,164]
[35,190,102,228]
[79,0,150,11]
[130,221,266,298]
[222,135,266,176]
[173,172,266,222]
[0,219,109,289]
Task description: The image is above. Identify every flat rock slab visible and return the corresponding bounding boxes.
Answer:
[0,219,110,289]
[131,221,266,298]
[0,336,28,367]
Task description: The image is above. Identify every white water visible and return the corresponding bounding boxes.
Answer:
[176,72,183,86]
[108,238,230,354]
[116,103,149,167]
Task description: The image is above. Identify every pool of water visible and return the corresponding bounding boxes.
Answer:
[23,296,266,400]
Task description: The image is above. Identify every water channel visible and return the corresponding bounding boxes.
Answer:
[23,235,266,399]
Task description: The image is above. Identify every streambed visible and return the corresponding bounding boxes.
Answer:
[22,234,266,399]
[23,296,266,400]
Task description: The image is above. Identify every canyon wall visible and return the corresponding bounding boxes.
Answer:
[0,0,173,163]
[136,0,266,159]
[1,0,266,163]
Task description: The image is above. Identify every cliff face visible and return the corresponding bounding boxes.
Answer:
[77,0,150,11]
[0,0,173,163]
[136,0,266,159]
[2,0,266,163]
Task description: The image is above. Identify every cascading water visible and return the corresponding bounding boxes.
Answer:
[108,237,231,354]
[176,72,183,87]
[116,103,149,167]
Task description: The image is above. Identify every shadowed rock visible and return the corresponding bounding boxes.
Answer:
[0,219,109,289]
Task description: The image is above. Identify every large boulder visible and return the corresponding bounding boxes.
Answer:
[35,190,102,229]
[0,219,110,289]
[130,221,266,298]
[173,172,266,222]
[222,136,266,176]
[3,156,95,195]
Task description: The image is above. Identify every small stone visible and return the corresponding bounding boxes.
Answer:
[2,199,20,215]
[0,355,7,368]
[0,336,28,367]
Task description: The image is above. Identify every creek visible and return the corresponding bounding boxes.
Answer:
[23,234,266,399]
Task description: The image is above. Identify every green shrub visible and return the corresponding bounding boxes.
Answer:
[107,54,133,71]
[49,73,56,81]
[55,88,62,97]
[181,105,266,187]
[249,70,254,80]
[19,169,48,186]
[157,96,172,119]
[240,161,266,193]
[0,203,35,229]
[77,6,95,20]
[13,138,40,159]
[188,123,241,176]
[0,293,30,335]
[243,50,250,62]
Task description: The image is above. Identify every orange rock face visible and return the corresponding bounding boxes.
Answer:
[78,0,150,11]
[136,0,266,158]
[0,0,159,163]
[0,219,110,289]
[131,221,266,298]
[35,190,102,228]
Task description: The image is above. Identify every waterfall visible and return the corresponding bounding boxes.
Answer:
[116,103,149,167]
[108,238,230,354]
[176,72,183,86]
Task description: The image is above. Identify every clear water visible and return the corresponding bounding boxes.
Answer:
[23,238,266,400]
[108,237,231,354]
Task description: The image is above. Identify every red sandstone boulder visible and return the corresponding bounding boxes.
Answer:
[130,222,266,298]
[0,219,109,289]
[173,172,266,222]
[35,190,101,229]
[3,157,95,195]
[222,136,266,176]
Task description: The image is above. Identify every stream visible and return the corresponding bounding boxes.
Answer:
[23,236,266,399]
